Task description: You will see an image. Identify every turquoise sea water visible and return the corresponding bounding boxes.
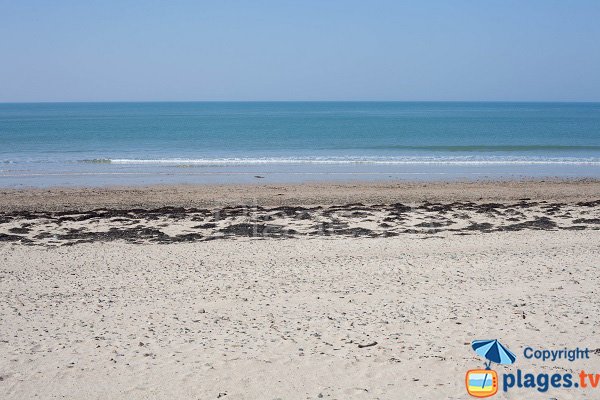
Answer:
[1,102,600,187]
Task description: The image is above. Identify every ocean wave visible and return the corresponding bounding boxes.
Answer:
[79,157,600,166]
[356,145,600,152]
[79,158,112,164]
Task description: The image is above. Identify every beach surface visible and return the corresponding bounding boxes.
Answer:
[1,180,599,399]
[2,179,600,212]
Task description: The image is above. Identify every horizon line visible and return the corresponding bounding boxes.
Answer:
[2,99,600,105]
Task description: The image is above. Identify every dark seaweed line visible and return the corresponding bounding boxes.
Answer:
[1,200,599,246]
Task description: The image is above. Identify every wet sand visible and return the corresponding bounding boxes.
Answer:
[1,179,600,212]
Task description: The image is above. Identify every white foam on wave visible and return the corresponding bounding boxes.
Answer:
[106,157,600,166]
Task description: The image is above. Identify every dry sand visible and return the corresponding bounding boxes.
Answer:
[1,181,600,399]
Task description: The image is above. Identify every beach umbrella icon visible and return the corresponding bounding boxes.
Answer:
[472,339,516,368]
[469,339,516,393]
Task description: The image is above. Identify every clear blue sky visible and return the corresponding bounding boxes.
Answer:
[1,0,599,102]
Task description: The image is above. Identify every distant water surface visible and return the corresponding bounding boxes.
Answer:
[1,102,599,187]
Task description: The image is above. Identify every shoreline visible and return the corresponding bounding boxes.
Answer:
[1,178,600,212]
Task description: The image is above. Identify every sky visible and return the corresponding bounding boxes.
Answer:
[1,0,599,102]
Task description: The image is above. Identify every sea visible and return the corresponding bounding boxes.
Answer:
[1,102,600,187]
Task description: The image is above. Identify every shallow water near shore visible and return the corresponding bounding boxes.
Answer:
[2,102,600,187]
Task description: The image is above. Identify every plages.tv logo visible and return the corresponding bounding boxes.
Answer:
[466,339,516,398]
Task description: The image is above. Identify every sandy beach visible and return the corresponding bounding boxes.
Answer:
[2,179,600,212]
[1,180,600,399]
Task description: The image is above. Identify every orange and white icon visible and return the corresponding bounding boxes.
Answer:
[466,369,498,398]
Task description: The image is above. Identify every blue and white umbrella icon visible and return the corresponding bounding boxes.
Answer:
[471,339,516,390]
[472,339,516,368]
